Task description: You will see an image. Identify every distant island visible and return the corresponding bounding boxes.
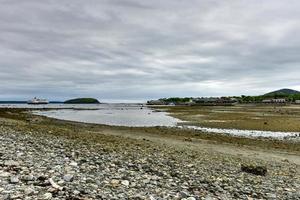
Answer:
[64,98,100,104]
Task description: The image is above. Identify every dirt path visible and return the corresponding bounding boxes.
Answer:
[95,129,300,167]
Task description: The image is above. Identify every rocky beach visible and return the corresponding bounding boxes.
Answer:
[0,108,299,200]
[2,0,300,199]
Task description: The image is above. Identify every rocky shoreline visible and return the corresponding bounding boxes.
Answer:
[0,110,299,199]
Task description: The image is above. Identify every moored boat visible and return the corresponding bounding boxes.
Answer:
[27,97,49,104]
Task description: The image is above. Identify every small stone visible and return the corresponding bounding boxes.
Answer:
[4,160,19,167]
[266,193,276,199]
[10,194,23,199]
[111,179,120,187]
[187,197,196,200]
[24,187,35,195]
[180,191,189,198]
[63,174,74,182]
[69,162,78,167]
[149,195,156,200]
[42,192,52,200]
[73,190,80,195]
[121,180,130,186]
[0,172,11,178]
[10,176,19,183]
[205,195,214,200]
[23,174,35,181]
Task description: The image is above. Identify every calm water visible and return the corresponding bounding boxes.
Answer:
[30,104,181,127]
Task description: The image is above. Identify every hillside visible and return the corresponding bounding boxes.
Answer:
[264,88,300,96]
[64,98,100,104]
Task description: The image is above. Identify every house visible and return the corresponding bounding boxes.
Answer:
[262,99,272,103]
[147,100,165,105]
[220,97,238,104]
[262,99,286,104]
[194,97,219,104]
[272,99,286,103]
[193,97,237,105]
[295,100,300,104]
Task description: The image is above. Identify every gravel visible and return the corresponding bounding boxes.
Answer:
[0,125,299,199]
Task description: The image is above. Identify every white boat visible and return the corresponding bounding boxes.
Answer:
[27,97,49,104]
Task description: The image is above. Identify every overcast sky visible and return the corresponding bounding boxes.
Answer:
[0,0,300,102]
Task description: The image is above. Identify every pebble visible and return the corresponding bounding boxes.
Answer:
[42,192,52,200]
[205,195,214,200]
[63,174,74,182]
[121,180,130,186]
[267,193,277,199]
[10,176,19,184]
[73,190,80,195]
[111,179,120,187]
[24,187,35,195]
[69,162,78,167]
[186,197,196,200]
[149,195,156,200]
[4,160,19,167]
[0,172,11,178]
[23,174,35,181]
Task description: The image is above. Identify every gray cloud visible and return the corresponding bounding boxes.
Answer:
[0,0,300,102]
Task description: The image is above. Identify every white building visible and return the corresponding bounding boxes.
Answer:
[272,99,286,103]
[295,100,300,104]
[262,99,286,103]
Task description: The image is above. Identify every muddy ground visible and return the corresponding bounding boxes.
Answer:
[158,104,300,132]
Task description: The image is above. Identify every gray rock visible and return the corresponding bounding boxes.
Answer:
[23,174,35,181]
[10,176,19,183]
[186,197,196,200]
[41,192,52,200]
[0,172,11,178]
[73,190,80,195]
[63,174,74,182]
[24,187,35,195]
[180,191,190,198]
[69,162,78,167]
[4,160,19,167]
[121,180,130,186]
[205,195,214,200]
[266,193,277,199]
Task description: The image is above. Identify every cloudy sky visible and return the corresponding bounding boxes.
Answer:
[0,0,300,102]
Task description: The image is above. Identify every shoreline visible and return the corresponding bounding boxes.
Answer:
[0,108,299,199]
[32,107,300,140]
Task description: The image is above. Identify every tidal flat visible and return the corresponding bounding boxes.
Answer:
[160,104,300,132]
[0,107,299,199]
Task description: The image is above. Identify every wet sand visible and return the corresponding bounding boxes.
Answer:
[159,104,300,132]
